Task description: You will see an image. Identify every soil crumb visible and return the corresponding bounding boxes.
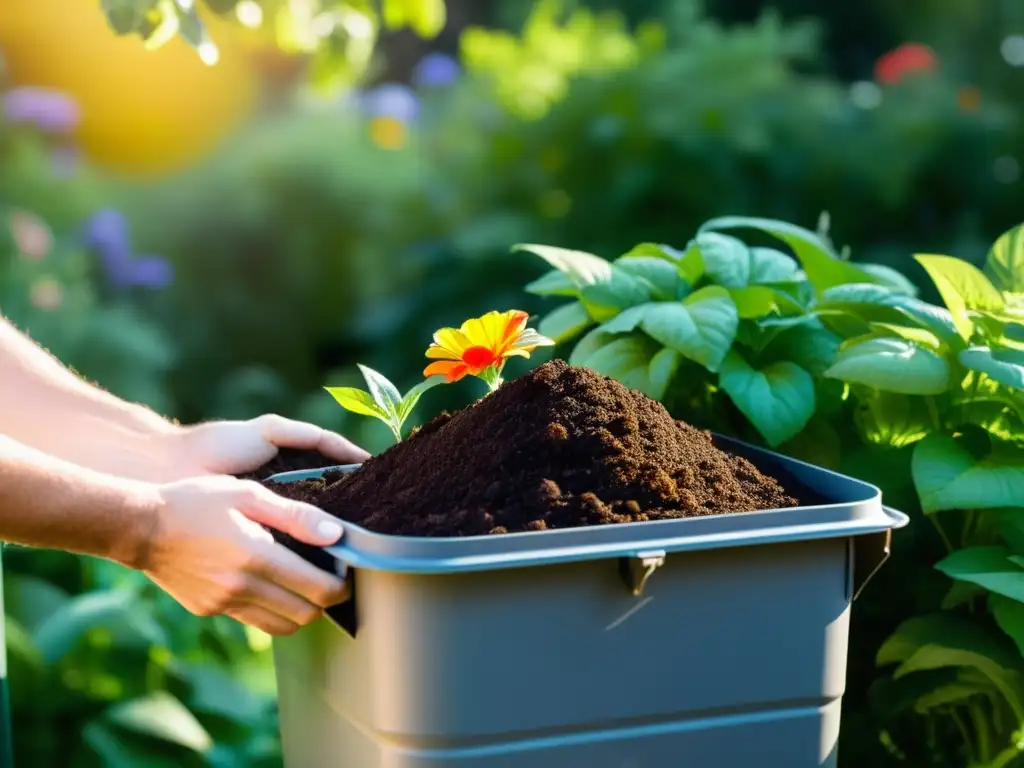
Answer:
[259,360,798,538]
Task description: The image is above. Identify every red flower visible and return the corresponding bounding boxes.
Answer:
[875,43,937,85]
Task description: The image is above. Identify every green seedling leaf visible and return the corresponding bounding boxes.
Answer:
[728,286,779,319]
[943,580,986,610]
[750,247,800,284]
[699,216,882,293]
[396,376,445,425]
[578,334,680,400]
[614,254,681,301]
[991,593,1024,659]
[538,301,592,343]
[525,269,577,297]
[913,675,993,712]
[695,232,751,288]
[824,337,951,395]
[358,364,403,416]
[913,434,1024,513]
[514,243,652,320]
[676,241,704,286]
[718,351,815,446]
[105,691,213,753]
[324,387,388,419]
[916,254,1005,340]
[936,546,1024,603]
[959,346,1024,390]
[986,223,1024,293]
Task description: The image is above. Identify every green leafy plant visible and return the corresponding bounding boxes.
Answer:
[326,365,443,442]
[520,216,1024,767]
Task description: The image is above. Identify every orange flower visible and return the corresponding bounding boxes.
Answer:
[424,310,554,384]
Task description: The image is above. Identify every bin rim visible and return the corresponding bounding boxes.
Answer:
[266,433,908,575]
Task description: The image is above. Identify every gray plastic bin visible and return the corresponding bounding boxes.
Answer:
[267,435,908,768]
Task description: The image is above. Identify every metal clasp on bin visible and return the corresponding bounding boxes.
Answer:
[620,550,666,596]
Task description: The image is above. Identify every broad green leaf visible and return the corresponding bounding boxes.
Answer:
[718,351,815,446]
[33,590,166,663]
[525,270,577,297]
[538,301,592,343]
[568,327,615,366]
[105,691,213,753]
[854,391,930,448]
[869,323,942,350]
[176,662,265,723]
[986,223,1024,293]
[820,283,898,307]
[599,290,739,372]
[580,335,679,399]
[942,580,986,609]
[893,298,961,342]
[514,243,652,320]
[750,247,800,284]
[357,364,403,416]
[324,387,387,419]
[620,243,682,262]
[913,434,1024,513]
[935,546,1024,602]
[915,254,1004,340]
[991,593,1024,658]
[728,286,778,319]
[824,338,951,395]
[700,216,881,292]
[858,263,920,296]
[397,376,444,424]
[695,232,751,288]
[877,613,1021,670]
[959,346,1024,390]
[675,241,704,286]
[615,255,681,301]
[914,676,992,711]
[761,321,841,375]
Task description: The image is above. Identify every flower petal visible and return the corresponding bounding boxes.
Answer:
[424,360,470,382]
[432,327,473,356]
[425,345,460,360]
[509,328,556,350]
[500,310,529,345]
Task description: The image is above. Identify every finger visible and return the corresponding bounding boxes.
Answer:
[237,482,344,545]
[225,604,301,637]
[256,414,370,463]
[244,577,325,627]
[258,544,351,608]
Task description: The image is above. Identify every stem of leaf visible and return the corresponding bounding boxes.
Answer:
[930,514,956,554]
[926,395,943,431]
[971,702,992,763]
[951,708,976,764]
[989,744,1023,768]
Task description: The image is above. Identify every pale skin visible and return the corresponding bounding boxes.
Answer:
[0,317,371,635]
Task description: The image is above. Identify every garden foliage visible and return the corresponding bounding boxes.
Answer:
[3,0,1024,765]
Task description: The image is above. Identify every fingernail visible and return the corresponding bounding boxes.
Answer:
[317,520,343,541]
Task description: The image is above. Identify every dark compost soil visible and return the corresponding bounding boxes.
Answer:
[254,360,799,544]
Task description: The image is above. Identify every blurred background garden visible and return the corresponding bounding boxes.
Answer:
[2,0,1024,765]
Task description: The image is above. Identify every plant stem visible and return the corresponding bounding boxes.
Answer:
[926,395,943,431]
[951,708,976,765]
[989,744,1023,768]
[930,514,956,554]
[970,701,992,764]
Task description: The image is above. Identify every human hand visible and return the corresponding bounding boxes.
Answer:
[169,414,370,479]
[137,475,349,635]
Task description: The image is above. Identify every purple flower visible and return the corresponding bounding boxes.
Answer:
[82,209,173,290]
[359,83,420,123]
[412,53,460,88]
[2,87,80,134]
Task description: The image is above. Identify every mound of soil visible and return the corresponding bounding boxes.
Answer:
[259,360,798,539]
[239,448,341,482]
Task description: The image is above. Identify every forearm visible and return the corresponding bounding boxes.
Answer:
[0,318,184,481]
[0,434,156,567]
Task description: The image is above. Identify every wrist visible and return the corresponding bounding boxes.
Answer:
[109,480,164,570]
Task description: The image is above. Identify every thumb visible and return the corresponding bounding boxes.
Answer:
[236,483,344,546]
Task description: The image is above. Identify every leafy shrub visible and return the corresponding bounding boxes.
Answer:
[520,215,1024,766]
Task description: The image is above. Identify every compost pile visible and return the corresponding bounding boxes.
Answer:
[262,360,798,539]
